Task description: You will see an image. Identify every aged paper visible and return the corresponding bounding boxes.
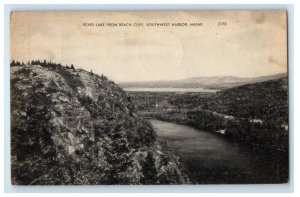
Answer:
[10,11,288,185]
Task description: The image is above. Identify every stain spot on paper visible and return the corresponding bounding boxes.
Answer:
[256,14,265,24]
[268,56,286,69]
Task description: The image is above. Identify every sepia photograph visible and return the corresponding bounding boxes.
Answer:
[10,10,288,185]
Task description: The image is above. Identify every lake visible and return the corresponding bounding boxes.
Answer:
[150,119,275,184]
[123,87,219,93]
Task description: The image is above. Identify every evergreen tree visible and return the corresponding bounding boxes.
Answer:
[141,152,158,184]
[43,59,47,66]
[11,82,57,184]
[104,124,133,184]
[10,60,16,66]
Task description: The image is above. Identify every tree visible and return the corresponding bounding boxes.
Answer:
[15,61,21,66]
[11,82,57,184]
[141,152,158,184]
[101,74,107,81]
[103,123,133,184]
[10,60,16,66]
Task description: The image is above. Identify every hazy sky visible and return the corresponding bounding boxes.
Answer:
[10,11,287,82]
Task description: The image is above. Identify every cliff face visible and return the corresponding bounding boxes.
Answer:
[10,62,189,185]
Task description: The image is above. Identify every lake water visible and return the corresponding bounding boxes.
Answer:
[150,119,272,184]
[123,87,219,93]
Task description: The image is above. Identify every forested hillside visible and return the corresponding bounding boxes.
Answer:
[128,77,289,182]
[10,60,189,185]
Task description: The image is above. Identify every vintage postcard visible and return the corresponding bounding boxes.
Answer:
[10,11,288,185]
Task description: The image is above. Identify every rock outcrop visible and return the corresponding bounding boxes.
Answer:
[10,61,189,185]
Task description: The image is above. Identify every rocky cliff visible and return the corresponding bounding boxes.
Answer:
[10,61,189,185]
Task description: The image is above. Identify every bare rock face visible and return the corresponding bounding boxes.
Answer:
[10,62,189,185]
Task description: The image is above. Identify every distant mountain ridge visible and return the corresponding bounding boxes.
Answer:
[119,73,287,90]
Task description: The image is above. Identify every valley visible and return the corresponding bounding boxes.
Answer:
[125,76,289,183]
